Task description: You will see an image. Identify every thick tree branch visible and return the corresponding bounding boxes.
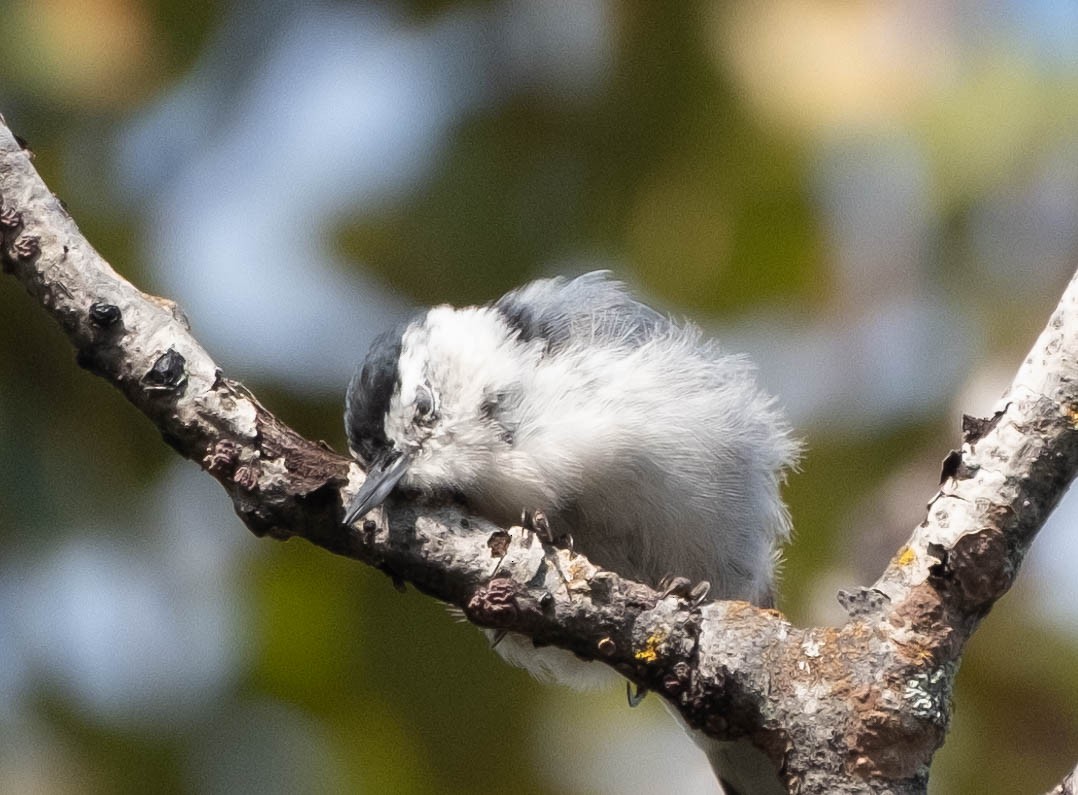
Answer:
[3,113,1077,793]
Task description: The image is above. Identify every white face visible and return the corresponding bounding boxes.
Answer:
[382,306,533,492]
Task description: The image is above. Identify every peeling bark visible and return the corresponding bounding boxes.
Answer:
[3,115,1078,793]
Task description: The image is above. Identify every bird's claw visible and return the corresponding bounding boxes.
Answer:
[521,508,574,555]
[521,508,553,544]
[658,575,711,607]
[627,681,648,708]
[688,580,711,607]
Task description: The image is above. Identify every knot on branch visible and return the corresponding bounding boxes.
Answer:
[143,348,188,392]
[204,439,242,477]
[928,524,1015,613]
[89,301,123,330]
[466,576,531,629]
[661,660,693,697]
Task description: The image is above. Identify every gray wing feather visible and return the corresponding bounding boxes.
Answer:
[492,271,667,351]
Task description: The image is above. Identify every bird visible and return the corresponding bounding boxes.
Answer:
[343,271,799,793]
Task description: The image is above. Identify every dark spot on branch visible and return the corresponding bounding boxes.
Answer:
[487,530,510,558]
[938,450,977,484]
[927,528,1015,613]
[89,301,122,329]
[143,348,187,392]
[704,714,728,735]
[663,673,684,695]
[204,439,239,475]
[962,407,1007,446]
[75,345,114,378]
[926,542,949,577]
[159,430,187,456]
[948,529,1015,610]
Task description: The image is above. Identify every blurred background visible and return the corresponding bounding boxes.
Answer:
[1,1,1077,792]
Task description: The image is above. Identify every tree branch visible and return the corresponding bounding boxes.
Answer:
[3,113,1077,793]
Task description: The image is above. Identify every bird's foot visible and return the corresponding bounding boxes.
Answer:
[520,508,577,584]
[626,681,648,708]
[520,509,575,556]
[657,574,712,608]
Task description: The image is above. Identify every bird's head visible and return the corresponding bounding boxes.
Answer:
[343,306,528,523]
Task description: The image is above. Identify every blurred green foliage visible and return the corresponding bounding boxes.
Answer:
[339,4,819,313]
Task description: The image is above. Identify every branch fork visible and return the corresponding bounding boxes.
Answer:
[3,116,1077,793]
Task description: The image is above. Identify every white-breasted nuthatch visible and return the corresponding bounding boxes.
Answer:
[344,272,799,794]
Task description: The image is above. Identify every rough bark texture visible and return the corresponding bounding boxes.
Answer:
[3,114,1077,793]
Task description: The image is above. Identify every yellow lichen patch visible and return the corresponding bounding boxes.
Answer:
[909,646,934,665]
[635,631,667,664]
[1067,404,1078,429]
[893,636,937,667]
[896,546,916,567]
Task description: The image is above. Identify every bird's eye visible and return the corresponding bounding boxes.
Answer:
[414,384,436,423]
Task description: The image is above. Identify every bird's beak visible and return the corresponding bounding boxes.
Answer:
[344,449,413,524]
